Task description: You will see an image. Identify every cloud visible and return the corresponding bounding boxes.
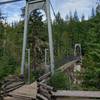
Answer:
[51,0,97,20]
[0,0,97,23]
[0,0,25,23]
[7,13,21,23]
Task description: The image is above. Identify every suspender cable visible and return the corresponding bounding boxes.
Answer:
[49,0,56,19]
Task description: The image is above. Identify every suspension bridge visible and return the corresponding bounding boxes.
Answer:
[0,0,100,100]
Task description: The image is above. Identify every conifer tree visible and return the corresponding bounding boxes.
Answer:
[81,14,85,21]
[73,10,79,21]
[91,8,95,17]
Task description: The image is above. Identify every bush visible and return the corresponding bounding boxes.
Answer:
[48,71,70,90]
[0,55,16,79]
[32,69,45,79]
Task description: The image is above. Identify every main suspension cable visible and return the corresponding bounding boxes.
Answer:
[0,0,23,5]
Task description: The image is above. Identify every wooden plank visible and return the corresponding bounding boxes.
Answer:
[38,82,54,91]
[57,60,78,72]
[38,60,77,82]
[39,86,51,99]
[37,93,48,100]
[4,96,30,100]
[38,72,51,82]
[55,97,98,100]
[4,97,15,100]
[52,91,100,98]
[9,82,37,99]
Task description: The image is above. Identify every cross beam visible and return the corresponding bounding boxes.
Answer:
[28,0,46,4]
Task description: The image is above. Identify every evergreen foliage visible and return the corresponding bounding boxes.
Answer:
[0,3,100,90]
[48,71,70,90]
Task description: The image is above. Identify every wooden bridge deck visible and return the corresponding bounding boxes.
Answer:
[8,82,37,100]
[3,59,100,100]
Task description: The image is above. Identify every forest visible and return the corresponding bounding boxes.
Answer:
[0,2,100,91]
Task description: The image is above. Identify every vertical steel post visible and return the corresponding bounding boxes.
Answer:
[45,49,48,65]
[46,0,55,75]
[27,49,30,84]
[21,2,29,75]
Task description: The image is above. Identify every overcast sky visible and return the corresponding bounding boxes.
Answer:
[0,0,97,23]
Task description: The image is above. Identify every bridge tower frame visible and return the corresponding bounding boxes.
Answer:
[74,43,82,57]
[21,0,55,75]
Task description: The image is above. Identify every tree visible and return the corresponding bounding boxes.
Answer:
[91,8,95,18]
[69,11,73,21]
[96,3,100,14]
[0,55,16,79]
[48,71,70,90]
[55,12,63,24]
[65,14,69,22]
[0,9,4,21]
[53,12,68,62]
[82,43,100,90]
[73,10,79,21]
[81,14,85,21]
[0,9,4,57]
[0,11,17,79]
[81,12,100,90]
[28,9,48,70]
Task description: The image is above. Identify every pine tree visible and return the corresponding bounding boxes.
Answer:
[0,9,4,22]
[55,12,63,24]
[0,9,4,57]
[65,14,69,22]
[73,10,79,21]
[81,14,85,21]
[96,2,100,14]
[28,9,47,70]
[69,11,73,21]
[91,8,95,18]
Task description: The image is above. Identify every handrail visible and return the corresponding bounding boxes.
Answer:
[52,90,100,99]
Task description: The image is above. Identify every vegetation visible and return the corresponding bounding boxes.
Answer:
[48,71,70,90]
[0,2,100,90]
